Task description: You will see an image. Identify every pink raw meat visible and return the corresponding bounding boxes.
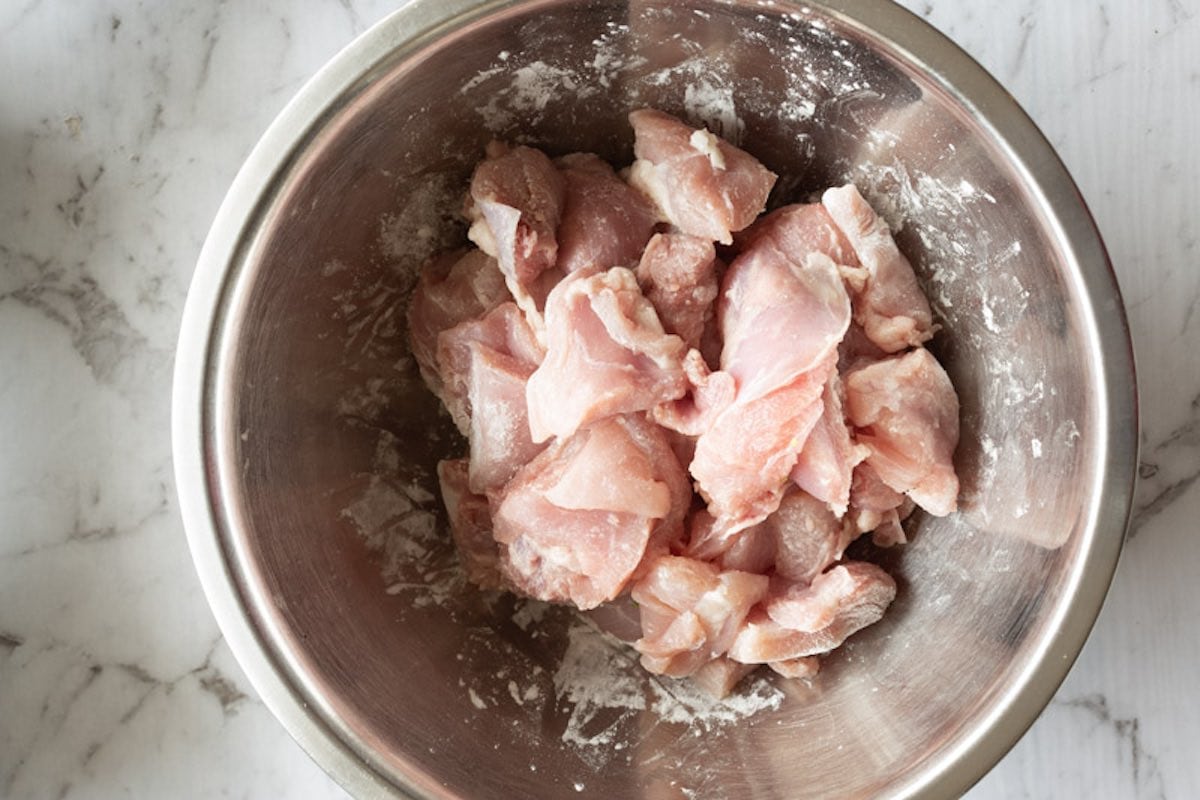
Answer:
[822,184,934,353]
[849,462,906,515]
[691,657,759,698]
[464,346,544,495]
[525,267,688,443]
[846,462,905,536]
[555,153,658,273]
[766,564,886,632]
[719,246,851,405]
[714,521,776,575]
[729,562,896,663]
[652,349,736,437]
[844,348,960,516]
[759,489,855,585]
[661,428,698,474]
[635,232,720,350]
[690,366,829,540]
[683,508,722,558]
[685,506,777,576]
[627,109,776,244]
[768,656,820,680]
[411,125,966,695]
[838,320,889,372]
[407,249,509,397]
[632,555,769,677]
[491,415,690,609]
[734,202,859,269]
[437,459,504,589]
[436,302,542,435]
[870,501,914,548]
[790,367,868,516]
[467,143,566,327]
[687,486,851,585]
[690,226,851,535]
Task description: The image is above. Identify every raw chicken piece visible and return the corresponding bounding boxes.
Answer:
[632,555,769,677]
[690,365,829,540]
[870,500,914,548]
[555,153,658,273]
[757,489,855,585]
[627,109,776,244]
[719,247,851,405]
[734,203,859,270]
[688,485,852,585]
[848,462,906,518]
[464,346,544,494]
[691,657,759,698]
[662,427,698,474]
[407,249,509,397]
[728,562,896,663]
[714,522,776,575]
[846,462,907,538]
[682,507,722,558]
[543,421,672,519]
[436,302,542,435]
[844,348,960,516]
[525,267,688,443]
[845,461,915,547]
[652,349,736,437]
[766,565,885,632]
[789,368,868,516]
[685,506,777,575]
[767,657,820,680]
[635,232,720,350]
[437,459,504,589]
[492,415,690,609]
[689,223,853,535]
[838,320,889,372]
[822,184,934,353]
[467,143,566,327]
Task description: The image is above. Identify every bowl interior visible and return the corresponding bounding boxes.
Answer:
[208,1,1109,797]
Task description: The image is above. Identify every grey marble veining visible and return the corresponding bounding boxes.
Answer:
[0,1,1196,798]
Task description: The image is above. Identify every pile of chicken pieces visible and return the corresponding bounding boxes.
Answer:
[408,109,960,696]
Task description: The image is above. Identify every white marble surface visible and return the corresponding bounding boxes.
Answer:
[0,1,1195,797]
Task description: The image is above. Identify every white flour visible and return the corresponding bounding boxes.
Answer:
[474,60,599,133]
[554,624,648,751]
[377,172,464,268]
[683,80,744,143]
[551,620,784,769]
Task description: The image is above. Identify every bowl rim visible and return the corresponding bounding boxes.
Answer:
[172,1,1138,797]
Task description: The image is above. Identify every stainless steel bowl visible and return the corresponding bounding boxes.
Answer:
[173,1,1137,797]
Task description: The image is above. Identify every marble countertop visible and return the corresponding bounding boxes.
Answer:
[1,1,1196,797]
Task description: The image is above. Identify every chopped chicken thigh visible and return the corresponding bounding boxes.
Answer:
[407,249,509,400]
[632,555,769,677]
[822,184,934,353]
[555,152,659,274]
[627,109,776,244]
[844,348,960,516]
[491,415,689,609]
[467,143,566,329]
[525,267,688,443]
[635,232,720,350]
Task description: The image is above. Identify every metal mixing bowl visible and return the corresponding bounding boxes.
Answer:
[173,1,1137,797]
